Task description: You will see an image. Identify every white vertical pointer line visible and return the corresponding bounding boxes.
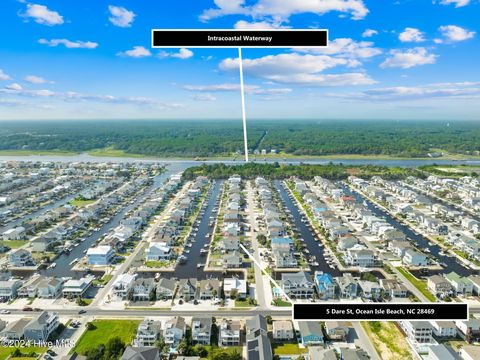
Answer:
[239,243,294,304]
[238,47,249,163]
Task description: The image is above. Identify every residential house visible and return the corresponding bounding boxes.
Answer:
[272,320,294,341]
[345,248,376,268]
[145,243,172,261]
[156,278,177,300]
[340,348,370,360]
[23,311,59,341]
[132,278,156,301]
[191,317,212,345]
[86,245,115,266]
[403,249,428,267]
[379,279,408,298]
[427,275,454,298]
[198,279,221,300]
[247,333,272,360]
[62,275,94,299]
[9,249,34,267]
[220,319,242,346]
[298,321,324,346]
[121,347,160,360]
[445,272,473,296]
[358,280,382,300]
[223,251,243,268]
[1,318,30,340]
[336,274,358,299]
[455,320,480,342]
[282,271,314,299]
[164,317,186,348]
[400,321,433,344]
[325,321,350,341]
[178,278,197,301]
[134,319,162,347]
[431,321,457,338]
[112,273,137,300]
[426,345,458,360]
[2,227,26,240]
[314,272,336,300]
[0,279,22,300]
[223,278,247,299]
[272,249,298,268]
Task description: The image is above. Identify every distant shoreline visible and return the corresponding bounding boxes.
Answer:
[1,149,480,162]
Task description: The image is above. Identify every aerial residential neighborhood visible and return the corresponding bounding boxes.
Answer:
[1,0,480,358]
[0,159,480,360]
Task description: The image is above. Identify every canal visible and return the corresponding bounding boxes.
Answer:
[173,180,224,280]
[274,180,342,277]
[40,165,183,278]
[342,184,474,277]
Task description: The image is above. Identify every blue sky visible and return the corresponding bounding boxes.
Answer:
[0,0,478,120]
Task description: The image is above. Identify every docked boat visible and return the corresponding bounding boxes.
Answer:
[69,258,79,266]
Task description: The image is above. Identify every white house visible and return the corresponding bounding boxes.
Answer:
[2,227,26,240]
[145,242,172,261]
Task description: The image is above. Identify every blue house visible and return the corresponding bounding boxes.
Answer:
[271,237,293,250]
[298,322,324,346]
[314,271,336,300]
[86,245,115,266]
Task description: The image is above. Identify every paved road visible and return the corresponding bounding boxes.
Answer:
[7,308,293,317]
[245,181,268,308]
[93,174,189,306]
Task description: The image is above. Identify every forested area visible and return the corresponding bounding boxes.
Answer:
[0,120,479,158]
[182,163,426,180]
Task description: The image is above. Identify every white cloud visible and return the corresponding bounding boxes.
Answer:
[38,38,98,49]
[108,5,136,28]
[200,0,369,22]
[24,75,52,84]
[158,48,193,59]
[399,28,425,42]
[328,82,480,101]
[193,93,217,101]
[184,83,292,95]
[297,38,381,59]
[5,83,23,91]
[0,87,181,108]
[219,53,375,86]
[436,25,475,43]
[0,69,11,81]
[234,20,288,29]
[437,0,470,8]
[380,47,437,69]
[362,29,378,38]
[117,46,151,58]
[22,3,63,26]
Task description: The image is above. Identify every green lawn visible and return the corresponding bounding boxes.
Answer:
[69,199,96,208]
[93,274,113,286]
[0,346,47,360]
[145,260,174,268]
[273,343,307,355]
[272,299,292,307]
[1,240,28,249]
[234,299,254,307]
[72,319,141,355]
[397,267,436,302]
